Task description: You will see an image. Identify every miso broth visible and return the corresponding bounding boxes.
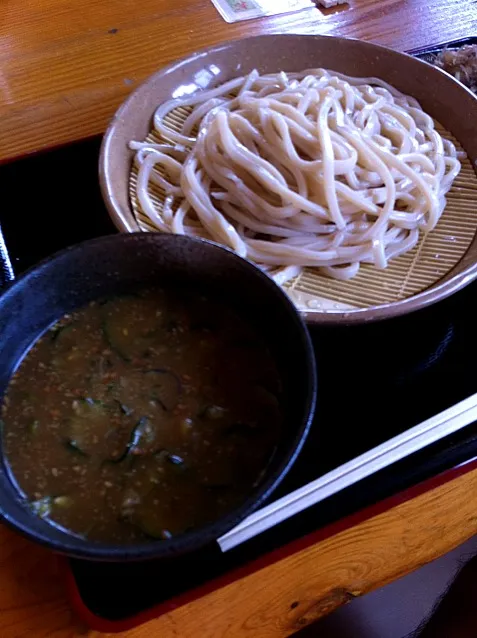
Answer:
[1,288,282,543]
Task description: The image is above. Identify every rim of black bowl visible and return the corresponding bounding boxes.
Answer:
[0,233,317,561]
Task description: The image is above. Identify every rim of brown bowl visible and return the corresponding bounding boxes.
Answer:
[99,33,477,325]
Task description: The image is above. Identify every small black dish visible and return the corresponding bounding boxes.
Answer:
[0,233,316,561]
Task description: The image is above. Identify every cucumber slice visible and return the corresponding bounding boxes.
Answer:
[67,398,113,457]
[102,297,164,362]
[107,416,156,464]
[144,369,182,411]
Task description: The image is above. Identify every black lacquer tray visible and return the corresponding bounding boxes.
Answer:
[1,37,476,632]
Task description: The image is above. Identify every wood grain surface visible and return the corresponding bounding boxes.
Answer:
[2,1,477,636]
[1,0,476,161]
[3,465,477,637]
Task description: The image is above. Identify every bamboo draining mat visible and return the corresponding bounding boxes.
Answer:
[129,115,477,312]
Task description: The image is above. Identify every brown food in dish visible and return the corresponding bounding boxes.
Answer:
[1,288,282,543]
[434,45,477,93]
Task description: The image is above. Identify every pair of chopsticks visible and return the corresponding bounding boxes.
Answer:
[219,391,477,552]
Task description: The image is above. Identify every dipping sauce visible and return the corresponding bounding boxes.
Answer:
[1,288,282,543]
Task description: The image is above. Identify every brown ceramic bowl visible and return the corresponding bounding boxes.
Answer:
[99,34,477,324]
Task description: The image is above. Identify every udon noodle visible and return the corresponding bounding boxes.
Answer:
[130,69,461,283]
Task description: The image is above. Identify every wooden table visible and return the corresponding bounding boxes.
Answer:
[1,0,477,636]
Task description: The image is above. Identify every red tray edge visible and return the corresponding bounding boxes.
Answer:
[65,455,477,633]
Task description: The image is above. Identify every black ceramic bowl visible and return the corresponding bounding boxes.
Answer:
[0,233,316,561]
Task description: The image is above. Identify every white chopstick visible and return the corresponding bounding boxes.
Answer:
[218,391,477,552]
